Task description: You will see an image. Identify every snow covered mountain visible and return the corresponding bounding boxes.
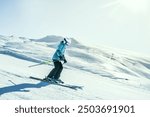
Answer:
[0,35,150,100]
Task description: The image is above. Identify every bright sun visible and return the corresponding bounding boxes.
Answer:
[119,0,148,13]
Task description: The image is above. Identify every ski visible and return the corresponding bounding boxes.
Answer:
[29,76,83,90]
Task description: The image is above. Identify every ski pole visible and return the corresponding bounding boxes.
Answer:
[28,62,45,67]
[8,80,16,85]
[28,60,52,67]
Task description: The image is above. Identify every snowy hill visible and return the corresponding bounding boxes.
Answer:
[0,35,150,100]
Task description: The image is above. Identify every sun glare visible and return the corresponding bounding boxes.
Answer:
[119,0,148,13]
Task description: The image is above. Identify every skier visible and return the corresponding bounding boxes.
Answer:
[45,38,71,83]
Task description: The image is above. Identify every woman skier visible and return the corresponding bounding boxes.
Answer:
[45,38,71,83]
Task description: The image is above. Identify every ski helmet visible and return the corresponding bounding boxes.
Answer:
[64,38,71,46]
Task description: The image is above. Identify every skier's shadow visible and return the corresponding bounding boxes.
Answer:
[0,81,49,96]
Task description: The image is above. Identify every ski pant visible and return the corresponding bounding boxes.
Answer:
[47,61,63,80]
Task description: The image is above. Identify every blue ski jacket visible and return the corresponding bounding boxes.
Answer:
[52,41,67,62]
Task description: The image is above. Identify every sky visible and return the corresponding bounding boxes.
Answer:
[0,0,150,54]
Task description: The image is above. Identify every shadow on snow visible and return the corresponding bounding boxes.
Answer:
[0,80,83,96]
[0,81,49,95]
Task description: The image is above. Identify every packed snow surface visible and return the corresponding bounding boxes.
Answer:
[0,35,150,100]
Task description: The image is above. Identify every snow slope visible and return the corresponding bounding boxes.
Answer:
[0,35,150,100]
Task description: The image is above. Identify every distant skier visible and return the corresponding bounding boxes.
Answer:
[45,38,71,83]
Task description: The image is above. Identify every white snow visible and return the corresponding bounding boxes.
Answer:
[0,35,150,100]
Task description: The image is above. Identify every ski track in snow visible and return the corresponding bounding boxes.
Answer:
[0,35,150,100]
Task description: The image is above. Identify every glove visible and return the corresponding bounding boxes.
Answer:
[64,59,67,63]
[59,55,65,60]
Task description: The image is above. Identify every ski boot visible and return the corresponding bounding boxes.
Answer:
[54,79,64,84]
[43,76,64,84]
[43,76,53,82]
